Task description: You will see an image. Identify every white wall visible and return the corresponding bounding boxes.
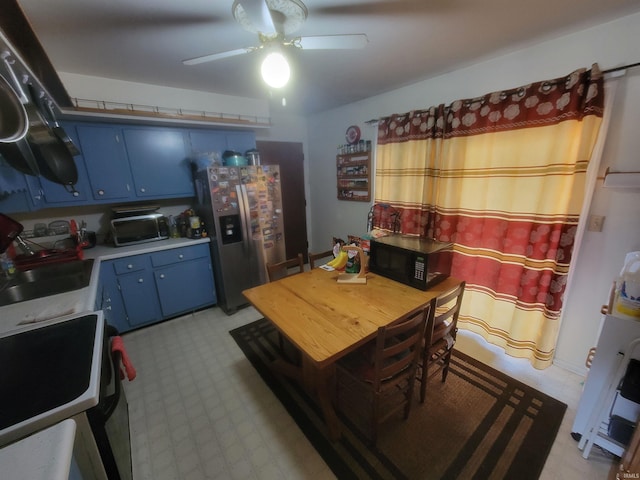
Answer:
[306,12,640,374]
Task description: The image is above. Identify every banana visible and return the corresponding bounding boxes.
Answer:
[326,254,340,267]
[332,251,349,270]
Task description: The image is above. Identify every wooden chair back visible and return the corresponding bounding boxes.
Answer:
[419,281,465,403]
[308,249,334,269]
[266,253,304,282]
[336,303,430,444]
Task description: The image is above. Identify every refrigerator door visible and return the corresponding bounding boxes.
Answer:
[195,166,261,314]
[246,165,286,282]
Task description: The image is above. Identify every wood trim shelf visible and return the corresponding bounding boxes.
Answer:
[59,98,272,130]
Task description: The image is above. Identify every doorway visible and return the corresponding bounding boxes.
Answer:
[257,141,309,263]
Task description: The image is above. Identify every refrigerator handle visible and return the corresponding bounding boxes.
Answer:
[236,184,252,253]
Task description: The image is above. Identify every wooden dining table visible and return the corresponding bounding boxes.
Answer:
[243,267,462,440]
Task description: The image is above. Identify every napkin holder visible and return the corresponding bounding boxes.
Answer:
[337,245,367,284]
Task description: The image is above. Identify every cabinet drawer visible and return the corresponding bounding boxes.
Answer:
[150,244,209,267]
[112,256,149,275]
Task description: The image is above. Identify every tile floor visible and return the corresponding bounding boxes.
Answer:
[122,306,617,480]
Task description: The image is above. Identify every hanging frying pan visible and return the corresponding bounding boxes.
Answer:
[42,99,80,156]
[24,83,79,194]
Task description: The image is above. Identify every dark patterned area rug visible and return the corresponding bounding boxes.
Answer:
[230,318,566,480]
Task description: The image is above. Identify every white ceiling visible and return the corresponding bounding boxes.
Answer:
[16,0,640,115]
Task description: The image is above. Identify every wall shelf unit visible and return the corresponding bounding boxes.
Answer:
[337,151,371,202]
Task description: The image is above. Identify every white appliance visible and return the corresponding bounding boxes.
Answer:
[194,165,286,314]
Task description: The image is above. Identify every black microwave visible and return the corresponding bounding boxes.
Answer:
[368,235,453,290]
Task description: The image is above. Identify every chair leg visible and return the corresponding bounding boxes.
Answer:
[442,348,453,383]
[419,351,429,403]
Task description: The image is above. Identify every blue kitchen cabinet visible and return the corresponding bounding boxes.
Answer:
[122,127,194,198]
[224,131,256,154]
[150,243,216,317]
[95,260,129,334]
[111,255,162,327]
[73,123,134,202]
[97,243,216,332]
[189,130,227,156]
[188,130,256,157]
[0,158,43,213]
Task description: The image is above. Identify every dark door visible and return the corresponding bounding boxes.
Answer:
[257,141,309,262]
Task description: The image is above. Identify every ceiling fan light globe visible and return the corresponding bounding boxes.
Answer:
[261,52,290,88]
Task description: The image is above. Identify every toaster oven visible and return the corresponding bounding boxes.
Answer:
[110,213,169,247]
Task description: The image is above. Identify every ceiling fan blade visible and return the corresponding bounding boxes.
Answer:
[297,34,368,50]
[233,0,277,35]
[182,47,251,66]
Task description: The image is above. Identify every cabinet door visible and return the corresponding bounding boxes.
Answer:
[189,130,227,155]
[0,158,43,212]
[75,124,133,201]
[189,130,256,157]
[225,131,256,154]
[97,261,130,333]
[117,269,162,326]
[123,127,194,198]
[154,259,216,317]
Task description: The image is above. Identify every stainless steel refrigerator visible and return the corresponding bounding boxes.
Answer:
[194,165,286,314]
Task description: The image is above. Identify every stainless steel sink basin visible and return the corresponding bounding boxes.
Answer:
[0,259,94,307]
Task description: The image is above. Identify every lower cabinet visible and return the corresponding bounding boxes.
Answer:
[97,243,216,332]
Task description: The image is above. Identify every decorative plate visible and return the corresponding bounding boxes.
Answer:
[345,125,361,145]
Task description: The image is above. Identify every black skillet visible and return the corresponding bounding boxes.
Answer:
[25,83,79,193]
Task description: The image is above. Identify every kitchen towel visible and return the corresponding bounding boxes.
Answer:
[111,336,137,381]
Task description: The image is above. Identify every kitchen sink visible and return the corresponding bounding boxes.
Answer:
[0,259,94,307]
[0,312,104,446]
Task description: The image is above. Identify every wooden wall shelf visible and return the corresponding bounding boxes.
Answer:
[337,151,371,202]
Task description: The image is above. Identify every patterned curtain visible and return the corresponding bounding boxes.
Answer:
[375,65,604,369]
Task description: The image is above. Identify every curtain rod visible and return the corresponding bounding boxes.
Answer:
[364,61,640,125]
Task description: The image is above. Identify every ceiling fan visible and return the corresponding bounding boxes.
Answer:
[182,0,368,88]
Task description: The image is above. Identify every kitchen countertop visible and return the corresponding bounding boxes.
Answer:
[0,237,210,335]
[0,419,77,480]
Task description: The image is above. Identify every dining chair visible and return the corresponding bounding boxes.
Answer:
[335,303,430,445]
[266,253,305,361]
[308,249,334,269]
[266,253,304,282]
[418,281,465,403]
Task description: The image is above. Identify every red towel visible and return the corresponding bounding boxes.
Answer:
[111,336,137,381]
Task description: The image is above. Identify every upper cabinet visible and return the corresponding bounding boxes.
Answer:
[74,123,133,202]
[188,129,256,157]
[123,127,194,198]
[0,121,257,213]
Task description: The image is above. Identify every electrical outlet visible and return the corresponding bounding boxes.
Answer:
[588,215,605,232]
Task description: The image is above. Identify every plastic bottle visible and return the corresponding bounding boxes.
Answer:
[613,252,640,320]
[0,252,16,278]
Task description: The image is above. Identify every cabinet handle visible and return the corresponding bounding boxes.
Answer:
[72,190,79,197]
[138,278,143,283]
[97,189,105,196]
[178,254,184,259]
[106,306,112,311]
[127,264,133,269]
[140,187,146,193]
[159,274,165,279]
